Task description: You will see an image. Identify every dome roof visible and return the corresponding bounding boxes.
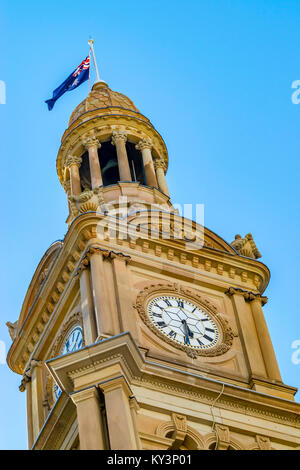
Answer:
[69,81,140,126]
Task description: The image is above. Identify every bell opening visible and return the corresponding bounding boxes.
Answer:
[126,141,145,185]
[78,139,146,190]
[99,141,120,186]
[79,152,91,191]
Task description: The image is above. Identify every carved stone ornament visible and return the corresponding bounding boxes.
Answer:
[82,135,101,150]
[111,130,127,145]
[256,435,272,450]
[153,157,166,171]
[230,233,262,259]
[215,424,231,450]
[6,320,18,341]
[135,138,153,151]
[64,155,82,168]
[69,187,105,218]
[134,282,234,357]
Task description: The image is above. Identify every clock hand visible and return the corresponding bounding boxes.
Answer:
[182,319,194,344]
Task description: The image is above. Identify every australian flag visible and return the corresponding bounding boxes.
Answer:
[45,56,90,110]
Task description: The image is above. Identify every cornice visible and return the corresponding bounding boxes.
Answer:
[67,212,270,288]
[45,332,300,431]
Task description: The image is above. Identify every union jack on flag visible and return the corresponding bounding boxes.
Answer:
[73,56,90,77]
[45,55,90,111]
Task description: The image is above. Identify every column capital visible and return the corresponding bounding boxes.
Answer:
[76,255,90,276]
[99,375,132,397]
[109,251,131,263]
[19,359,42,392]
[70,386,100,406]
[85,246,131,263]
[65,155,82,168]
[19,370,31,392]
[225,287,268,305]
[30,359,43,369]
[154,157,166,171]
[135,137,153,151]
[111,130,127,145]
[87,245,110,259]
[82,136,101,150]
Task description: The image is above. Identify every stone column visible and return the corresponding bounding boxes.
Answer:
[250,296,282,381]
[20,373,34,449]
[99,376,137,450]
[111,131,132,181]
[88,247,114,339]
[135,138,157,187]
[71,386,106,450]
[110,252,138,339]
[65,155,82,196]
[78,256,97,345]
[129,396,142,449]
[83,136,103,188]
[154,158,169,196]
[30,360,44,442]
[226,288,267,378]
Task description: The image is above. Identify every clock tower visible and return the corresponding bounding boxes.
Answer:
[7,79,300,450]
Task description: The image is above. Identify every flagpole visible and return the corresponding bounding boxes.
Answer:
[88,39,101,83]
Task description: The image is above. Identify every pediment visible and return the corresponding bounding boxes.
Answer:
[124,211,236,255]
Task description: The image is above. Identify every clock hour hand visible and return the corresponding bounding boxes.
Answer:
[182,319,194,344]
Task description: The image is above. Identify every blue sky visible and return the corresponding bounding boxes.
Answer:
[1,0,299,449]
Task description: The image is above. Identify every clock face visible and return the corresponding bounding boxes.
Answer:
[147,295,220,350]
[54,325,83,399]
[61,326,83,355]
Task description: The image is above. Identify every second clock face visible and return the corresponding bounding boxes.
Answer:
[61,326,83,355]
[147,295,220,350]
[54,325,83,400]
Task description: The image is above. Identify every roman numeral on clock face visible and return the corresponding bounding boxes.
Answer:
[151,312,162,318]
[168,330,177,338]
[203,334,214,342]
[157,321,167,328]
[154,303,164,310]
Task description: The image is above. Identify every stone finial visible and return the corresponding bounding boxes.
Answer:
[230,233,262,259]
[6,321,18,341]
